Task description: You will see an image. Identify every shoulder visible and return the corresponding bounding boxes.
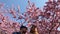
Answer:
[12,32,21,34]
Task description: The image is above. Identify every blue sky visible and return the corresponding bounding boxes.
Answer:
[0,0,48,26]
[0,0,48,13]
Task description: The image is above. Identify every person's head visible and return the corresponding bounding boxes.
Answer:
[30,25,36,33]
[20,26,27,33]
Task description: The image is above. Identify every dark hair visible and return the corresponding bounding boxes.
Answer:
[20,26,27,30]
[30,25,36,33]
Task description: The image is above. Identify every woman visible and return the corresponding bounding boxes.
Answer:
[30,25,38,34]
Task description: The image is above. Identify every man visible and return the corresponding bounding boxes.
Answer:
[12,26,28,34]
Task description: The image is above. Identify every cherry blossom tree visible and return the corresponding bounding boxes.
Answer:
[0,0,60,34]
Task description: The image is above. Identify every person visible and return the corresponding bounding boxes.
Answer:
[29,25,38,34]
[12,26,28,34]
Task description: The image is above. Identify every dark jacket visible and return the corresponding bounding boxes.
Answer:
[12,32,21,34]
